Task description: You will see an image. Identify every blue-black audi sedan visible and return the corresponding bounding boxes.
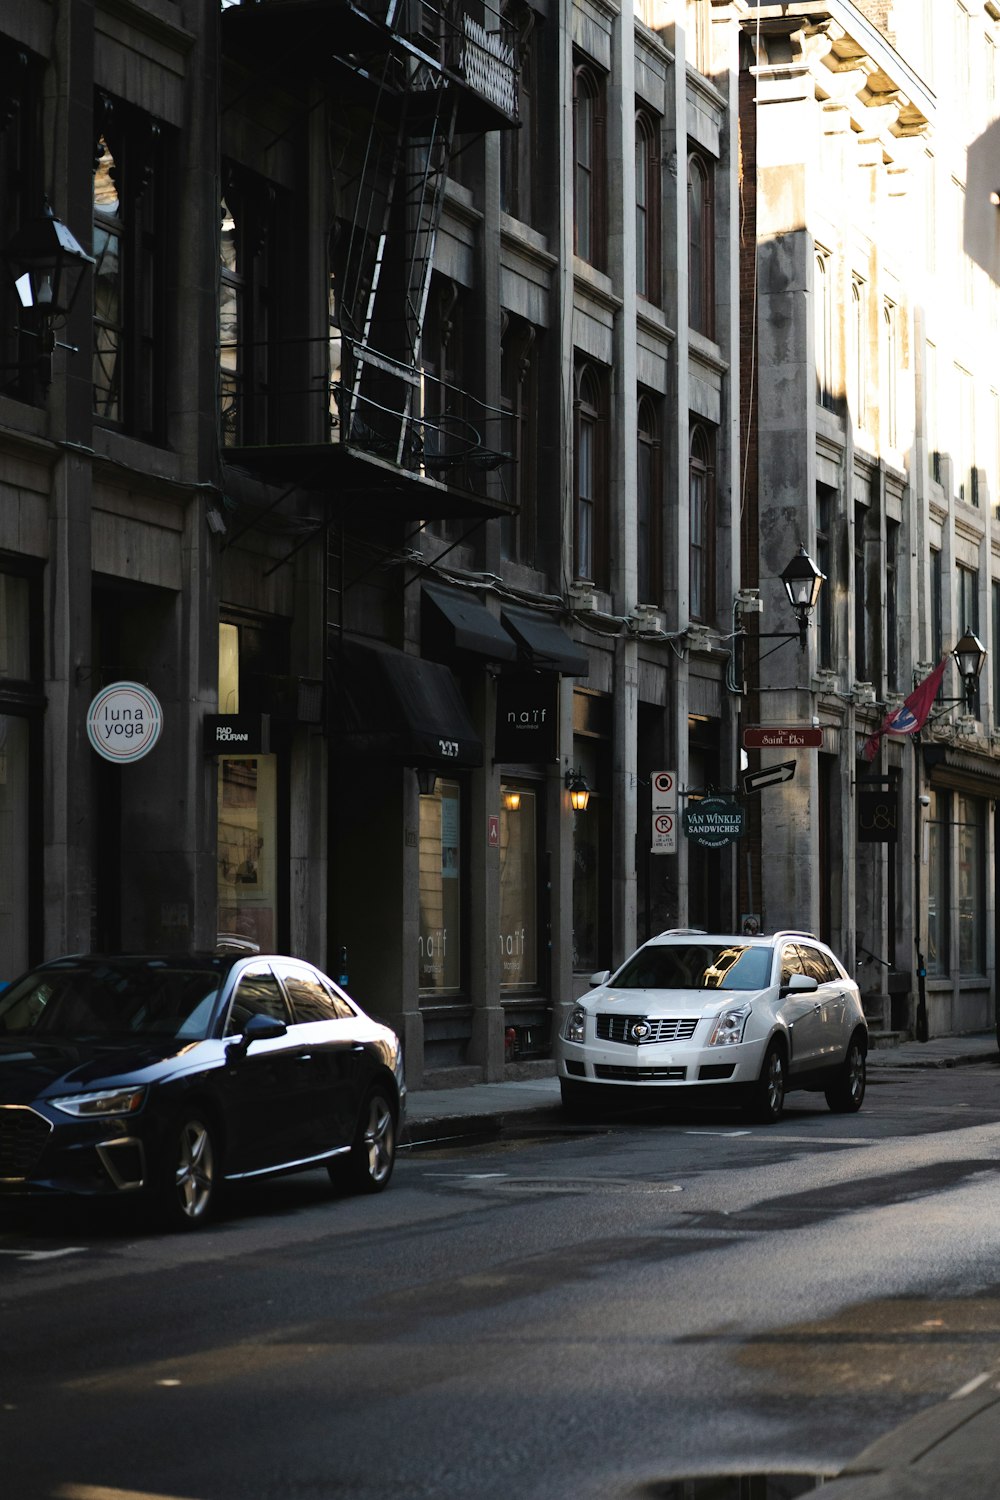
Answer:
[0,952,405,1227]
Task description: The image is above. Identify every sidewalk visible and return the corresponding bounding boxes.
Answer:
[402,1031,1000,1499]
[403,1030,1000,1149]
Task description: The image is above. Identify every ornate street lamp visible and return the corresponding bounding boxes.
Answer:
[951,627,987,714]
[564,769,591,812]
[779,546,826,649]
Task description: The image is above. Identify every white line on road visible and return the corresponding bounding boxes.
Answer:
[685,1130,752,1137]
[0,1247,88,1262]
[950,1371,993,1400]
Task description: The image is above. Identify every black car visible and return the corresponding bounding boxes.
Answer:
[0,952,405,1227]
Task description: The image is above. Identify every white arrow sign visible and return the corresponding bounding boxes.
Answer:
[742,760,796,794]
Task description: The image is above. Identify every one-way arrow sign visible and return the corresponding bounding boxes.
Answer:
[742,760,796,795]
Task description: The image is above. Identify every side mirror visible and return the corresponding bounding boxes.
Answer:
[783,973,818,995]
[589,970,612,987]
[226,1010,287,1063]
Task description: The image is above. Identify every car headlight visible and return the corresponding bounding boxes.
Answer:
[707,1004,751,1047]
[49,1085,147,1118]
[563,1007,587,1044]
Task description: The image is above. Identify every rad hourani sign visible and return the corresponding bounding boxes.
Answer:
[86,682,164,764]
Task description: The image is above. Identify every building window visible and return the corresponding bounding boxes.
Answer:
[637,393,662,606]
[886,518,899,692]
[220,163,278,448]
[686,0,713,73]
[573,61,606,269]
[956,365,977,505]
[689,422,715,622]
[926,789,949,977]
[883,301,898,448]
[815,250,835,410]
[927,340,942,484]
[635,111,661,304]
[851,275,867,429]
[499,783,538,990]
[816,484,834,669]
[957,794,986,975]
[687,149,715,337]
[931,548,944,665]
[93,92,168,440]
[418,778,463,995]
[0,567,42,974]
[574,361,609,587]
[958,562,980,635]
[0,44,44,406]
[500,2,538,224]
[500,317,538,564]
[854,503,868,683]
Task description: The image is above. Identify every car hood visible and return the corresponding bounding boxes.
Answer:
[580,986,767,1016]
[0,1036,205,1104]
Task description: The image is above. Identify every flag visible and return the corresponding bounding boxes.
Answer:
[862,657,948,761]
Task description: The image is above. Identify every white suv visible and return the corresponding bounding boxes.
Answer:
[557,930,867,1122]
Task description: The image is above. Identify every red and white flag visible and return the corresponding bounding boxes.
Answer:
[862,658,948,762]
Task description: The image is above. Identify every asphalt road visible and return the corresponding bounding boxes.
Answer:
[5,1063,1000,1500]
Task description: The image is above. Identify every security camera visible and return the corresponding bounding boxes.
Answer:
[918,794,931,807]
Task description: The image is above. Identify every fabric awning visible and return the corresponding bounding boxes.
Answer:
[329,640,482,769]
[422,584,517,662]
[500,604,589,676]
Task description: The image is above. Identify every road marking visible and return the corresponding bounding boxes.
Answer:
[685,1129,751,1137]
[0,1247,88,1262]
[950,1372,992,1400]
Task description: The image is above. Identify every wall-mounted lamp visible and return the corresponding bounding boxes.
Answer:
[990,190,1000,207]
[502,788,522,811]
[3,200,95,391]
[779,546,826,648]
[951,627,987,714]
[565,769,591,812]
[415,767,437,796]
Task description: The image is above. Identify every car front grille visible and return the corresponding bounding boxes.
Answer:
[595,1014,699,1045]
[0,1106,52,1180]
[595,1064,688,1081]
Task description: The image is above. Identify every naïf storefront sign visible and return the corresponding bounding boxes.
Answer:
[86,682,164,764]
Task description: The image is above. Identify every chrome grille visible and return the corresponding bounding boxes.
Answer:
[595,1064,687,1081]
[595,1014,698,1046]
[0,1105,52,1180]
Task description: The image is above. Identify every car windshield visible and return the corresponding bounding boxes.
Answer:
[611,943,772,991]
[0,964,223,1041]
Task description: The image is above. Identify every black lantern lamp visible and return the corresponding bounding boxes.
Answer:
[779,546,825,648]
[565,769,591,812]
[5,200,95,326]
[951,627,987,714]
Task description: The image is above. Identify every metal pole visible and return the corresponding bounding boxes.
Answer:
[914,736,928,1042]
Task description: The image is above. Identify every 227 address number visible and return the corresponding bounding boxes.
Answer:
[438,739,460,758]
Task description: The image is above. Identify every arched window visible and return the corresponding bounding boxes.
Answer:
[689,423,715,622]
[637,393,661,604]
[575,361,608,586]
[573,63,606,269]
[687,150,714,336]
[635,111,660,303]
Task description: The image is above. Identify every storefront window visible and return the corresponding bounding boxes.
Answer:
[418,777,462,994]
[217,755,277,950]
[926,789,949,976]
[0,716,30,977]
[499,784,537,989]
[956,793,985,975]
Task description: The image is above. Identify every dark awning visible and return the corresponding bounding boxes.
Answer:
[330,640,482,769]
[422,584,517,663]
[500,605,589,677]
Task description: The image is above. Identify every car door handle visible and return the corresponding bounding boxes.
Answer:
[296,1053,313,1063]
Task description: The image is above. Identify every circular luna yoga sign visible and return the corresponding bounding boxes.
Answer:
[86,681,164,764]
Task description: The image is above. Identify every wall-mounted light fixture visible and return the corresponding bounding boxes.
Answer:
[415,767,437,796]
[565,769,591,812]
[779,546,826,648]
[3,200,95,391]
[951,627,987,714]
[502,787,522,811]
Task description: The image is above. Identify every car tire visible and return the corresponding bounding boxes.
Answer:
[156,1112,221,1230]
[745,1040,786,1124]
[329,1086,397,1195]
[825,1036,867,1113]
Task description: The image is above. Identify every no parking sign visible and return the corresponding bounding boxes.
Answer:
[651,770,677,853]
